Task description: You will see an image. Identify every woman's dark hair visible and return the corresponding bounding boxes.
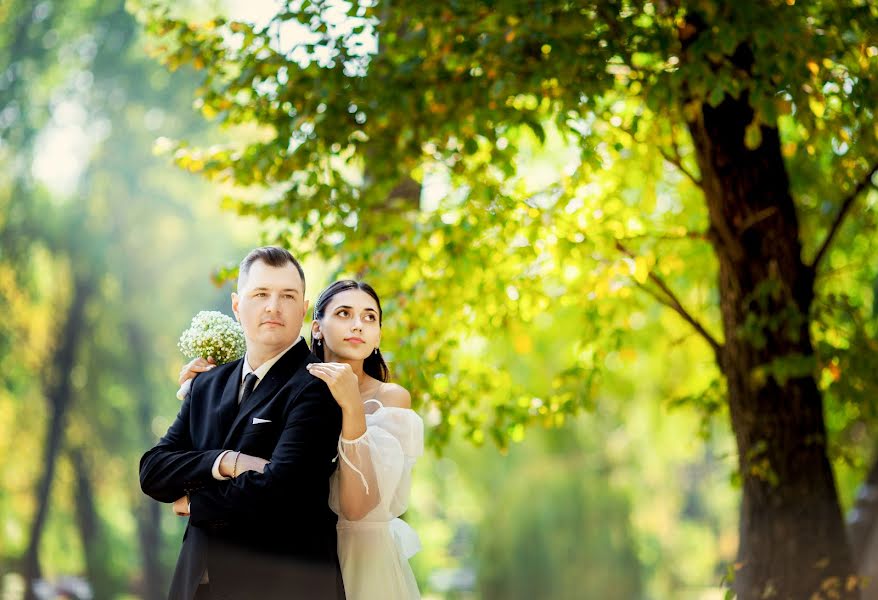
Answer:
[311,280,389,382]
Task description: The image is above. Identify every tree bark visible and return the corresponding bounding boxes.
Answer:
[70,445,112,598]
[849,280,878,597]
[686,91,856,599]
[135,499,165,600]
[354,172,422,280]
[848,452,878,599]
[23,274,93,600]
[127,323,167,600]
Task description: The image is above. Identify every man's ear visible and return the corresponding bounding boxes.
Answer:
[231,292,240,321]
[303,298,309,315]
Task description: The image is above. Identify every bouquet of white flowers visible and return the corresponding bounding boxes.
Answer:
[175,311,246,400]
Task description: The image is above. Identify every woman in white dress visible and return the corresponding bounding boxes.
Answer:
[306,280,423,600]
[180,280,423,600]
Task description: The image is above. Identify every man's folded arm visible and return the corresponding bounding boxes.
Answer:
[139,392,226,503]
[188,383,341,526]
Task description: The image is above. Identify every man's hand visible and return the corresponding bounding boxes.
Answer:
[173,495,190,516]
[219,451,270,478]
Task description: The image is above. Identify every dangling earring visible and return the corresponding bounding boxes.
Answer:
[316,338,322,347]
[373,348,378,355]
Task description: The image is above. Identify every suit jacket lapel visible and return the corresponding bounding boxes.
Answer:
[224,341,310,445]
[216,360,243,441]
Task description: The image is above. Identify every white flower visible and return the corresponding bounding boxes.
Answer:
[178,310,246,365]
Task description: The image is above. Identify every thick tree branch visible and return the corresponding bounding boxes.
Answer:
[616,241,723,356]
[658,142,702,188]
[616,229,709,243]
[810,161,878,272]
[617,125,702,188]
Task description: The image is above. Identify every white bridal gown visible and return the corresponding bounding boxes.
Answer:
[329,399,424,600]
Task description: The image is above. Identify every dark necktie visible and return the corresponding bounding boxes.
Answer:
[240,372,258,405]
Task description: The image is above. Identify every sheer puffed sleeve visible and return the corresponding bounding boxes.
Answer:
[330,402,424,522]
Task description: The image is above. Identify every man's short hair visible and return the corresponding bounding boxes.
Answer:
[238,246,306,292]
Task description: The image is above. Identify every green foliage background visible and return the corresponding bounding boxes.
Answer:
[1,0,876,598]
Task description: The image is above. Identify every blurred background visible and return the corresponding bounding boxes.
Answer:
[1,1,877,599]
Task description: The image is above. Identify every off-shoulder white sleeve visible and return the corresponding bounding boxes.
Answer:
[330,407,424,520]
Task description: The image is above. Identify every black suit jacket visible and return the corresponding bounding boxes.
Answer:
[139,341,345,600]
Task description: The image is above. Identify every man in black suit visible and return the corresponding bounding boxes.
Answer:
[140,247,345,600]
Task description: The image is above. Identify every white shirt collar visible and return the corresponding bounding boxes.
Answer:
[242,336,304,387]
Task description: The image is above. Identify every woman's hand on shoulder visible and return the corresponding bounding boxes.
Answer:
[306,362,362,412]
[178,356,216,385]
[377,383,412,409]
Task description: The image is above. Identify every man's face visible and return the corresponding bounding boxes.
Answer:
[232,260,307,358]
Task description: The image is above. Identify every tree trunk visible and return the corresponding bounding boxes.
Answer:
[127,323,167,600]
[848,452,878,599]
[354,173,422,280]
[135,499,165,600]
[23,274,92,600]
[851,286,878,599]
[70,445,112,598]
[686,91,856,599]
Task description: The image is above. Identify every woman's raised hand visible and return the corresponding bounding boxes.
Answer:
[178,356,216,385]
[306,362,361,412]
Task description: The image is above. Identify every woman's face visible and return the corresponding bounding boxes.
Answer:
[313,289,381,361]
